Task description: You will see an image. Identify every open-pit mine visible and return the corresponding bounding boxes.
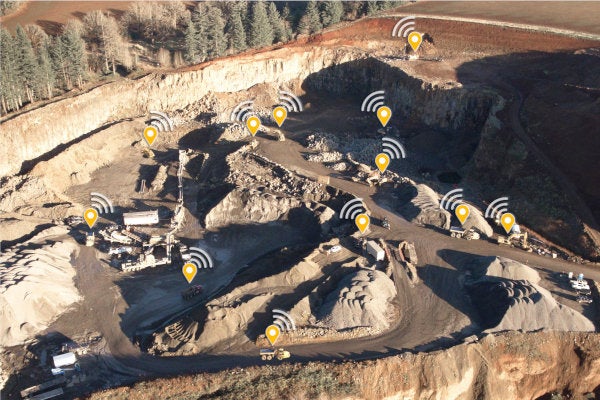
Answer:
[1,2,600,400]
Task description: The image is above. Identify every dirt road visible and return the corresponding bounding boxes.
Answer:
[71,131,600,381]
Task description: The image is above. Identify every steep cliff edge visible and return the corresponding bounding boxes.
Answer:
[86,331,600,400]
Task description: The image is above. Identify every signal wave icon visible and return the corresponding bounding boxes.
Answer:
[278,90,303,112]
[230,100,256,123]
[382,137,406,159]
[340,198,366,219]
[440,188,464,211]
[272,309,296,332]
[392,16,416,38]
[90,192,114,214]
[361,90,386,112]
[148,111,174,132]
[485,197,509,219]
[187,247,214,269]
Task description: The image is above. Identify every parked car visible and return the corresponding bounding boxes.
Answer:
[327,245,342,254]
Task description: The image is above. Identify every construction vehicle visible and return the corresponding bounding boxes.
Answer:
[108,246,133,255]
[382,217,390,230]
[181,285,203,300]
[449,227,480,240]
[577,296,593,304]
[497,232,532,251]
[142,148,155,158]
[260,348,291,361]
[85,232,95,247]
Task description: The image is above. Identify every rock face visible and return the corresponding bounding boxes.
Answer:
[0,47,364,178]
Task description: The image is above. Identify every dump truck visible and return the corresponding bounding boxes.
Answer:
[260,348,291,361]
[449,227,480,240]
[181,285,203,300]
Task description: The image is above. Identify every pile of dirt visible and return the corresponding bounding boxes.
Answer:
[317,269,397,331]
[465,257,595,333]
[0,227,80,346]
[392,181,451,229]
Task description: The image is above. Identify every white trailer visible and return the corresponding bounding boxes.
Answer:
[366,240,385,261]
[123,210,159,226]
[52,352,76,368]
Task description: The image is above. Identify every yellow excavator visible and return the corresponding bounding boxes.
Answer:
[497,231,532,252]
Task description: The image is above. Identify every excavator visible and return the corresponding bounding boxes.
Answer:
[497,231,532,251]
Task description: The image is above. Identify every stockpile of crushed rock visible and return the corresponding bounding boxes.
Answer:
[317,269,397,331]
[0,227,81,346]
[466,256,595,333]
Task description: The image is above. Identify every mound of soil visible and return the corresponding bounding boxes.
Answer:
[465,257,594,333]
[317,269,397,331]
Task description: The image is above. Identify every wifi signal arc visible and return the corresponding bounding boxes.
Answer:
[230,100,255,123]
[440,188,464,210]
[382,137,406,159]
[485,197,509,219]
[149,110,174,132]
[340,198,366,219]
[361,90,385,112]
[90,192,114,214]
[273,309,296,332]
[188,247,214,269]
[392,16,416,38]
[278,90,303,112]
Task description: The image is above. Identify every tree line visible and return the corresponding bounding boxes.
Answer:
[0,1,401,115]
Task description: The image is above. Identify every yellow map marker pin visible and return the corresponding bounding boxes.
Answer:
[408,31,423,52]
[246,116,261,136]
[500,212,516,234]
[143,126,158,146]
[273,106,287,127]
[182,262,197,284]
[83,208,98,229]
[375,153,390,173]
[377,106,392,127]
[355,213,370,233]
[265,324,280,346]
[455,204,470,225]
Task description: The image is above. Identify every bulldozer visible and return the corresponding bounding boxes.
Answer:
[497,231,532,251]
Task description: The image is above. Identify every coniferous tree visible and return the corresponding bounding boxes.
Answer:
[0,28,21,112]
[184,19,199,62]
[226,2,247,51]
[15,25,38,102]
[366,1,380,15]
[206,6,226,58]
[267,2,287,43]
[321,1,344,27]
[36,38,55,99]
[298,1,322,35]
[191,3,210,61]
[248,1,273,48]
[61,22,87,88]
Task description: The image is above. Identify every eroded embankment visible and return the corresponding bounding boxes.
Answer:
[86,331,600,400]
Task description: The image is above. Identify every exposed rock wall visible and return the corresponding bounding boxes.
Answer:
[0,47,365,178]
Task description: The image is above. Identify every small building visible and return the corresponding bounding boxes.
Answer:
[123,210,159,226]
[366,240,385,261]
[52,352,76,368]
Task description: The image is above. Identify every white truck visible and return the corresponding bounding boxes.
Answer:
[366,240,385,261]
